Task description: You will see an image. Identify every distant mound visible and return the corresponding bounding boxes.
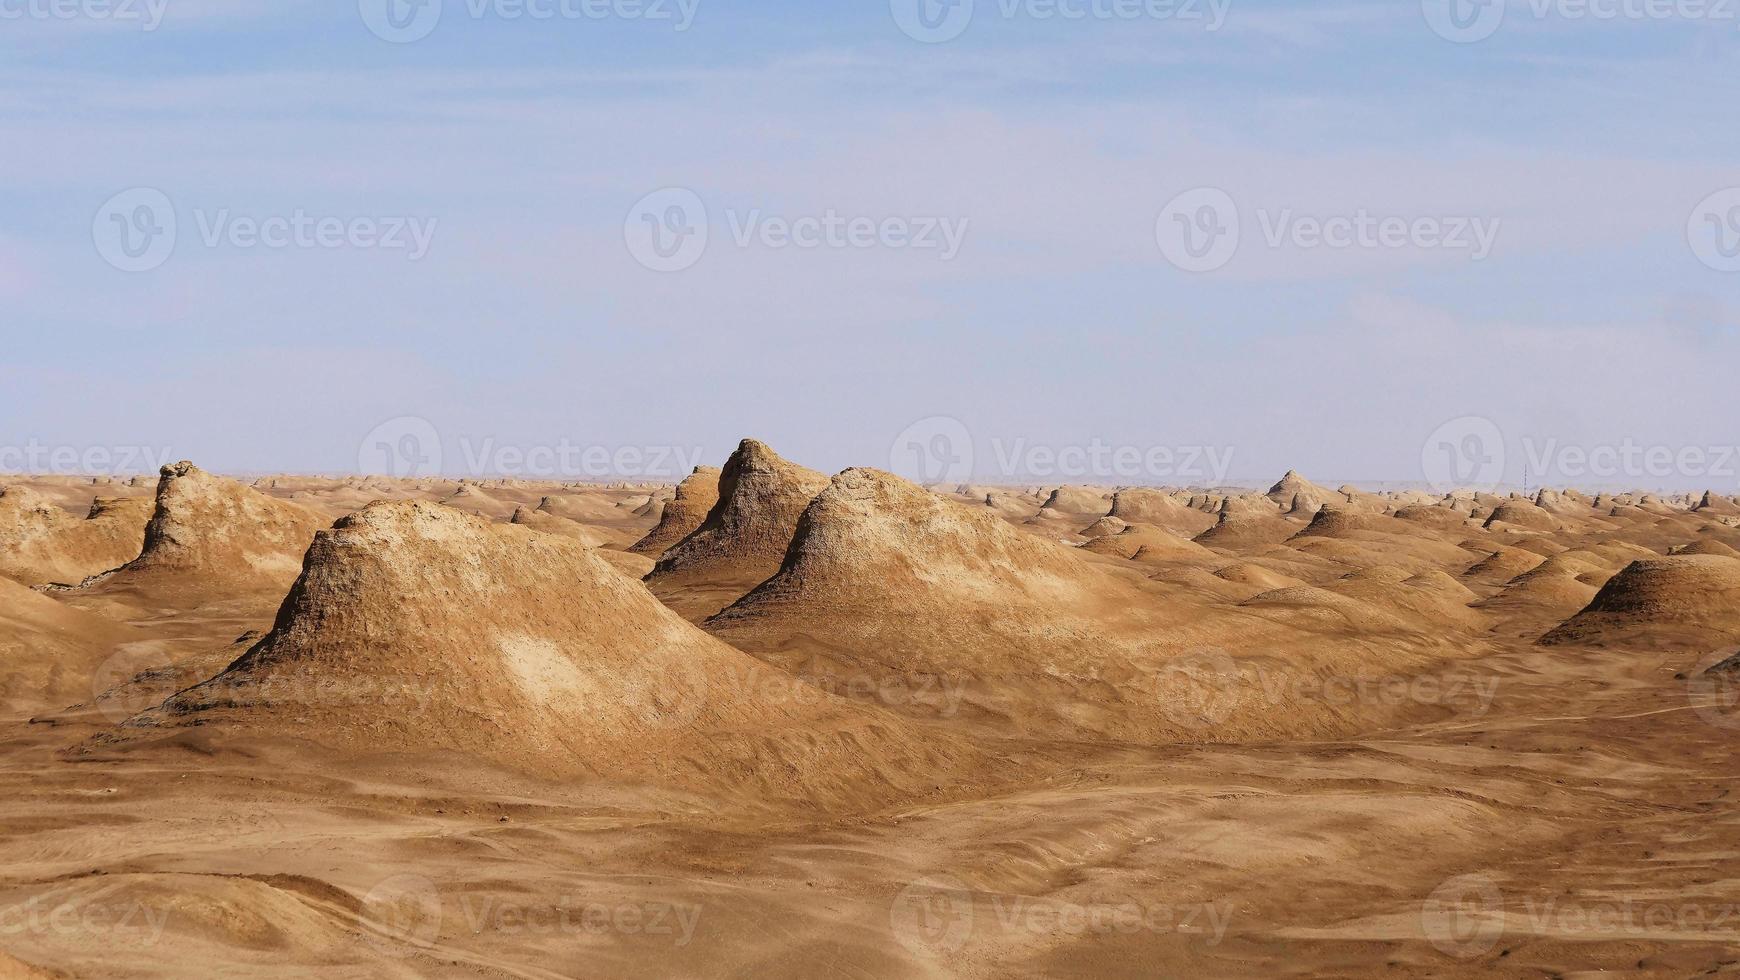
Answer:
[1212,562,1310,594]
[1109,489,1216,537]
[1082,523,1216,563]
[1194,508,1300,552]
[1694,491,1740,516]
[1673,539,1740,559]
[1473,556,1603,625]
[1391,504,1474,530]
[1484,500,1561,532]
[1266,470,1335,514]
[508,505,615,548]
[1465,547,1546,584]
[93,463,325,595]
[707,468,1243,741]
[1326,568,1486,632]
[628,466,722,557]
[1541,555,1740,649]
[94,501,984,808]
[1404,570,1481,604]
[1077,516,1128,540]
[1292,506,1379,539]
[441,483,507,518]
[1039,485,1111,517]
[645,441,829,617]
[1237,586,1424,636]
[707,468,1460,743]
[0,487,152,587]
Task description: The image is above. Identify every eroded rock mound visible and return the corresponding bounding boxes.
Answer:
[1039,485,1111,517]
[1108,488,1216,537]
[99,463,325,595]
[1541,555,1740,649]
[98,501,982,807]
[645,441,829,615]
[1485,499,1561,532]
[1267,471,1336,514]
[707,468,1458,743]
[0,488,152,587]
[629,466,722,557]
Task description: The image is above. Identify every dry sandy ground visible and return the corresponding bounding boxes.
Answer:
[3,457,1740,978]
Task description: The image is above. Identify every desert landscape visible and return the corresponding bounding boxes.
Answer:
[4,444,1740,977]
[10,0,1738,975]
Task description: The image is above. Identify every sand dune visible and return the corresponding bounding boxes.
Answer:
[0,576,134,716]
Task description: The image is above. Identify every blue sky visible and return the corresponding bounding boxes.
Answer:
[2,0,1737,489]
